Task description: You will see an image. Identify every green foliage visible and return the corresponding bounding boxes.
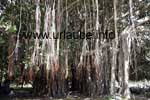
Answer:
[5,24,17,33]
[0,37,5,44]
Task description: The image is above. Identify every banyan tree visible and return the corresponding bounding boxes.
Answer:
[1,0,149,99]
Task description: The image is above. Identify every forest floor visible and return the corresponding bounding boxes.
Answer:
[1,81,150,100]
[0,88,149,100]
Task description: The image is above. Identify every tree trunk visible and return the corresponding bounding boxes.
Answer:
[110,0,118,96]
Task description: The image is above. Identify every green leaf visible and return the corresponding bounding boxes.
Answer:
[6,25,17,33]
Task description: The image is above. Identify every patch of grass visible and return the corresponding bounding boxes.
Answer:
[105,96,113,100]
